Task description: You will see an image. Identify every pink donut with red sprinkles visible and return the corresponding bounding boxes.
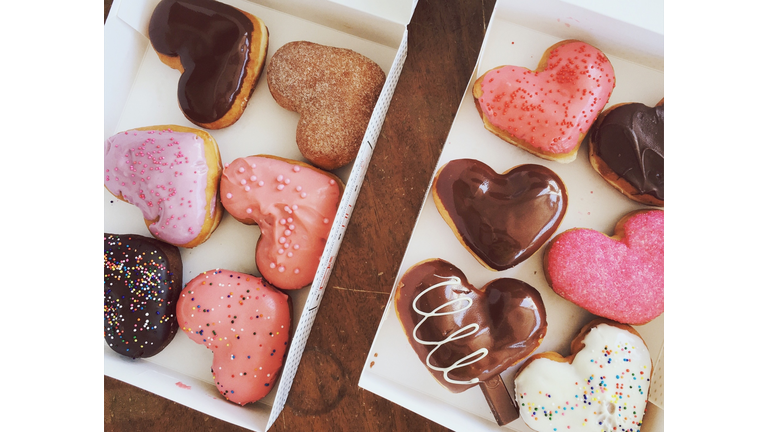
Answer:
[543,210,663,325]
[473,40,616,163]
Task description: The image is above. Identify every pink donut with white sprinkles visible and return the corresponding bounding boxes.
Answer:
[220,155,343,290]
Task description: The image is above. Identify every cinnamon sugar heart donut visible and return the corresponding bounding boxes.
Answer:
[220,155,343,290]
[104,233,182,359]
[104,125,223,248]
[473,40,615,162]
[395,258,547,394]
[589,99,664,206]
[514,319,653,432]
[177,269,291,405]
[432,159,567,271]
[149,0,269,129]
[544,210,664,325]
[266,41,386,170]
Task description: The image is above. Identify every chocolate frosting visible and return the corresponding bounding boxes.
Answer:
[593,102,664,200]
[395,259,547,393]
[104,234,182,359]
[433,160,567,271]
[148,0,254,124]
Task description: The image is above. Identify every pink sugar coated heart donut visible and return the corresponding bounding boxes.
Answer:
[176,269,291,405]
[543,210,663,325]
[220,155,342,290]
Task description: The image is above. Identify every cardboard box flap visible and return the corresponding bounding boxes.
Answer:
[561,0,663,34]
[491,0,663,70]
[247,0,413,48]
[329,0,416,26]
[115,0,158,37]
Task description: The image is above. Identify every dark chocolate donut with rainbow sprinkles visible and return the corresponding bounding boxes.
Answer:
[104,233,183,358]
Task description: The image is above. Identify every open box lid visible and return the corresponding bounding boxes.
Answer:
[104,0,414,430]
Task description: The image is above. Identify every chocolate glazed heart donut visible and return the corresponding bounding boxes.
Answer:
[432,159,567,271]
[589,99,664,206]
[148,0,269,129]
[395,258,547,425]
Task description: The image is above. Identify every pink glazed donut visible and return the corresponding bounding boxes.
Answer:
[104,125,223,248]
[220,155,343,290]
[177,269,291,405]
[473,40,616,163]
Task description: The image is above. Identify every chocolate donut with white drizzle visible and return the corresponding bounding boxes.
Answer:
[394,258,547,425]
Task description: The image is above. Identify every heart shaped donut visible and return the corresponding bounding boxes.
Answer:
[104,233,183,359]
[395,258,546,424]
[514,319,652,432]
[590,100,664,206]
[432,159,567,271]
[266,41,386,170]
[544,210,664,325]
[220,155,343,290]
[104,125,223,248]
[473,40,615,162]
[148,0,269,129]
[177,269,291,405]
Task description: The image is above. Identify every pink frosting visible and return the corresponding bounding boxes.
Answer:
[104,128,210,246]
[478,41,615,155]
[220,156,342,290]
[545,210,663,325]
[176,269,291,405]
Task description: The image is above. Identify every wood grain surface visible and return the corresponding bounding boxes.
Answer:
[103,0,496,430]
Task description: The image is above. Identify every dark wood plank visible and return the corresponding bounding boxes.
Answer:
[103,0,496,430]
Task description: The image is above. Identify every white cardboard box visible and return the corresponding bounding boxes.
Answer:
[103,0,413,430]
[359,1,664,431]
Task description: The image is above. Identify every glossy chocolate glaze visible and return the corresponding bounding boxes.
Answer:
[433,160,567,271]
[395,259,547,393]
[104,234,182,359]
[148,0,254,124]
[593,102,664,200]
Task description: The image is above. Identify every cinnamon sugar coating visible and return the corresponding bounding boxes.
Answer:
[266,41,385,170]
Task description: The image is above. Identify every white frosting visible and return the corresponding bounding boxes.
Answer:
[411,276,488,385]
[514,324,651,432]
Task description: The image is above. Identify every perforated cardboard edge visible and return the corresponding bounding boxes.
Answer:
[266,29,409,430]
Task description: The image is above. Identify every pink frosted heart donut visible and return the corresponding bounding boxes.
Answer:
[473,40,615,163]
[176,269,291,405]
[220,155,343,290]
[103,125,223,248]
[543,210,663,324]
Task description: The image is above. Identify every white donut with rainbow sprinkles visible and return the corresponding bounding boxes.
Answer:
[514,319,652,432]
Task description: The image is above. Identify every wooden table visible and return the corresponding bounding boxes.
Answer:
[104,0,496,430]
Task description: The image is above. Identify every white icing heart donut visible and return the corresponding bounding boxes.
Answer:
[514,320,652,431]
